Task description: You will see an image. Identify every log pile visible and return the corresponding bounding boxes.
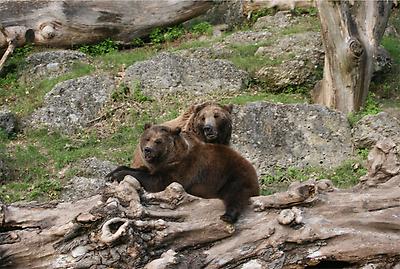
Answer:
[1,138,400,268]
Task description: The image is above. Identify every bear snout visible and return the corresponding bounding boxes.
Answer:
[203,124,217,139]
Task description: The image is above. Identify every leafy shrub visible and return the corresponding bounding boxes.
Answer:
[190,22,213,36]
[131,37,145,47]
[78,38,118,56]
[150,28,165,44]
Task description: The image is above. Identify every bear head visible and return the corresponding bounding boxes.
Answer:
[193,103,233,145]
[140,124,181,165]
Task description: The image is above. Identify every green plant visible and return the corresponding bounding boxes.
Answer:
[132,81,151,102]
[190,22,213,36]
[249,8,277,23]
[112,84,132,101]
[347,93,382,126]
[131,37,145,47]
[291,7,318,16]
[78,38,118,56]
[150,27,165,44]
[164,25,185,42]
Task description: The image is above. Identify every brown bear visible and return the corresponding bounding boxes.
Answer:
[107,124,260,223]
[130,101,233,170]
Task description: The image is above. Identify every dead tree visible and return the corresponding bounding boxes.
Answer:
[312,0,393,114]
[1,138,400,268]
[0,0,213,72]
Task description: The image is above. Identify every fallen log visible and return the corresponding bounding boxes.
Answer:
[0,0,213,72]
[1,139,400,268]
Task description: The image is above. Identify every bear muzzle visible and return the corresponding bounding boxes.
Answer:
[203,125,218,141]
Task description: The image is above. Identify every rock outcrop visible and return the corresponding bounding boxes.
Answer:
[124,52,249,98]
[232,102,353,175]
[29,75,115,133]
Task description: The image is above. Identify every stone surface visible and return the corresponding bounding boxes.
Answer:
[253,11,295,31]
[231,102,353,175]
[124,52,249,97]
[29,75,115,133]
[24,50,89,80]
[75,157,117,178]
[223,31,273,45]
[0,109,18,135]
[255,32,324,89]
[352,112,400,149]
[61,176,107,202]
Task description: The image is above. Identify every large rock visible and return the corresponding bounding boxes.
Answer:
[23,50,89,81]
[232,102,353,175]
[124,52,249,97]
[255,32,324,89]
[352,112,400,149]
[29,75,115,133]
[0,109,18,135]
[253,11,296,31]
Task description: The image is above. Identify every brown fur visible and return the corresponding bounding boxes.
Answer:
[131,102,233,170]
[114,124,259,223]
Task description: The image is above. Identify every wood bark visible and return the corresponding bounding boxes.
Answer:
[1,138,400,268]
[0,0,213,72]
[312,0,392,114]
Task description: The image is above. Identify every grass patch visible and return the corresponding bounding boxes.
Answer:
[93,47,156,72]
[347,93,382,126]
[280,15,321,35]
[260,160,367,195]
[0,62,94,116]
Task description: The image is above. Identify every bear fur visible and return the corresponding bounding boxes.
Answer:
[131,102,233,170]
[107,124,260,223]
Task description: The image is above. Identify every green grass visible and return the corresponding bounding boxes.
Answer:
[280,15,321,35]
[347,93,382,126]
[0,62,94,116]
[260,160,367,195]
[93,47,156,72]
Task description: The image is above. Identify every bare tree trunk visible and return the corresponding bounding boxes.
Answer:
[312,0,392,114]
[1,139,400,268]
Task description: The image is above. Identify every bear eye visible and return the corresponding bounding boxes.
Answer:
[214,114,219,119]
[201,117,205,121]
[146,138,150,142]
[155,139,162,144]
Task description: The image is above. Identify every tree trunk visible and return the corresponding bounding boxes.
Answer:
[1,138,400,268]
[0,0,213,72]
[312,0,392,114]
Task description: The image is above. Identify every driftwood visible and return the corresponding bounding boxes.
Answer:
[0,0,213,72]
[242,0,315,16]
[312,0,392,113]
[1,138,400,268]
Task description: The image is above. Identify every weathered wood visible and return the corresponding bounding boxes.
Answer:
[0,0,213,50]
[1,139,400,268]
[312,0,392,113]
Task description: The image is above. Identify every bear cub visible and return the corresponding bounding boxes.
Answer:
[107,124,260,223]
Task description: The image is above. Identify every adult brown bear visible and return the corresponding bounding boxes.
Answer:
[107,124,260,223]
[131,101,233,170]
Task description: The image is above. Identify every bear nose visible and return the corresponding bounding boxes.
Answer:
[144,147,152,154]
[203,125,213,133]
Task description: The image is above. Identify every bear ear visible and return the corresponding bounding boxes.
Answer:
[171,127,181,135]
[144,123,152,130]
[194,102,208,113]
[222,104,233,114]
